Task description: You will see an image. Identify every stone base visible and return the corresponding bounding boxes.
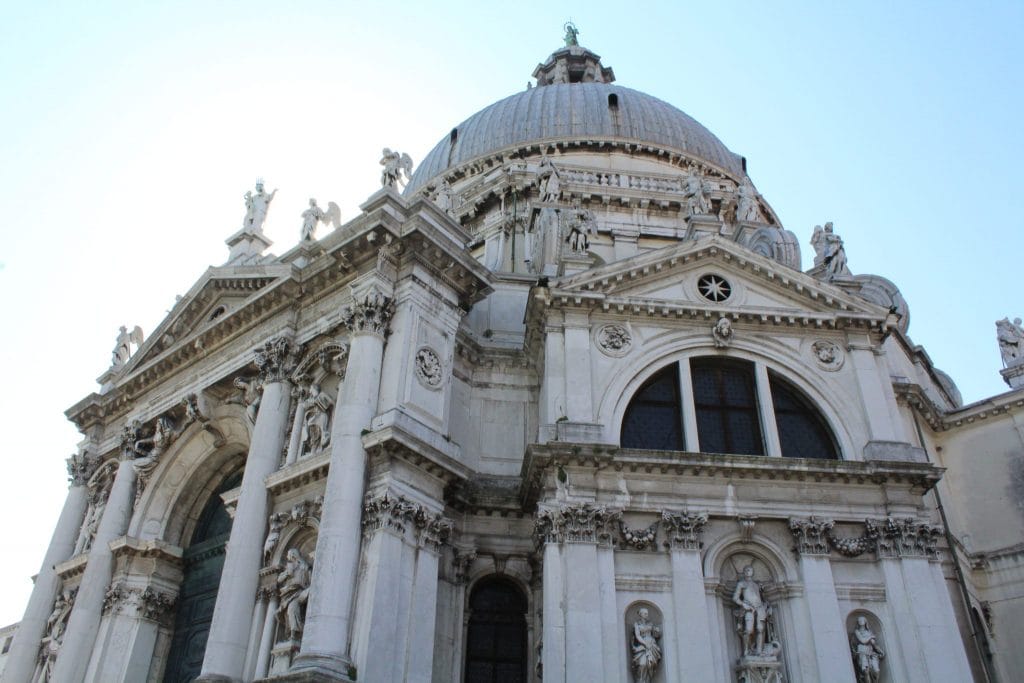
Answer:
[268,639,302,677]
[735,657,784,683]
[685,214,722,239]
[1001,362,1024,389]
[267,652,357,683]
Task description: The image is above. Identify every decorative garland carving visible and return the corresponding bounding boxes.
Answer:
[619,520,658,551]
[660,510,709,551]
[826,524,878,557]
[73,461,117,556]
[788,516,834,556]
[414,347,444,389]
[341,291,394,337]
[534,503,621,547]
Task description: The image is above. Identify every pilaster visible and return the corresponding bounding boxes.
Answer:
[662,511,717,682]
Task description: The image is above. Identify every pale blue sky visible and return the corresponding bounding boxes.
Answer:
[1,1,1021,624]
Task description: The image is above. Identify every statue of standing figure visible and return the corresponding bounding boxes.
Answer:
[230,376,263,424]
[299,198,342,241]
[563,22,580,47]
[538,156,562,203]
[996,317,1024,367]
[111,325,144,368]
[299,383,333,455]
[850,616,885,683]
[631,607,663,683]
[683,165,711,217]
[736,178,762,222]
[732,565,780,660]
[242,180,278,233]
[276,548,312,641]
[380,148,413,189]
[810,222,850,277]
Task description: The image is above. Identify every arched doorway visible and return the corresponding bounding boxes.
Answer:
[162,471,241,682]
[464,577,528,683]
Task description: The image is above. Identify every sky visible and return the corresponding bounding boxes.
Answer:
[1,1,1022,626]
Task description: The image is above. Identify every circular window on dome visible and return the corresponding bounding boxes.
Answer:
[698,274,732,302]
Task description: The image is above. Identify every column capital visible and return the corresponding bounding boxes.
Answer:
[66,450,98,486]
[341,291,394,338]
[534,502,621,547]
[869,517,942,560]
[789,516,834,556]
[660,510,709,551]
[102,581,177,626]
[255,335,300,384]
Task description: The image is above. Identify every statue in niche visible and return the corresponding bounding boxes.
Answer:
[73,483,109,556]
[230,376,263,424]
[276,548,312,641]
[299,198,341,241]
[111,325,144,368]
[736,178,762,222]
[242,179,278,233]
[631,607,663,683]
[996,317,1024,366]
[39,588,75,681]
[565,202,596,253]
[810,222,850,277]
[683,165,711,217]
[380,148,413,189]
[538,156,562,203]
[850,616,884,683]
[732,565,780,660]
[263,511,288,564]
[300,383,333,455]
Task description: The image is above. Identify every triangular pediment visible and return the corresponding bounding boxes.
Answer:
[549,236,887,320]
[120,264,294,375]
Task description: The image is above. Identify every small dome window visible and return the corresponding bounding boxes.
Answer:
[608,93,619,108]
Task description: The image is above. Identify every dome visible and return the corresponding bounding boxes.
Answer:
[406,47,745,195]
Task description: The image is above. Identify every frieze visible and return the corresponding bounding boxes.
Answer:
[789,516,834,556]
[661,510,709,551]
[534,502,621,547]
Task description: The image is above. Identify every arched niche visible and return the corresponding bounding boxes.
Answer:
[624,600,666,683]
[846,609,889,683]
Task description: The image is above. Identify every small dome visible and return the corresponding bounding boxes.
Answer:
[406,50,744,195]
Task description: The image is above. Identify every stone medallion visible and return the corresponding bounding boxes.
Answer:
[414,347,444,389]
[596,323,632,357]
[810,340,844,371]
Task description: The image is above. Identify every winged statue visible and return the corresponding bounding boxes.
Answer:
[111,325,144,368]
[380,148,414,189]
[300,198,342,241]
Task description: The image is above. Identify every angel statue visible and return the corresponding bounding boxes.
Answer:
[996,317,1024,366]
[810,222,850,277]
[300,198,342,241]
[112,325,144,368]
[380,148,413,189]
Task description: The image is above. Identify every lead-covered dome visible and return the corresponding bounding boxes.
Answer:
[406,45,745,195]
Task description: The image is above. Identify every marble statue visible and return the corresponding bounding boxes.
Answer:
[732,565,778,659]
[39,589,75,681]
[263,512,288,564]
[433,179,455,216]
[299,198,342,241]
[111,325,144,368]
[564,22,580,47]
[683,165,711,217]
[538,156,562,203]
[242,180,278,233]
[996,317,1024,366]
[566,203,596,253]
[713,317,734,348]
[299,383,333,455]
[231,376,263,424]
[631,607,662,683]
[850,616,885,683]
[73,485,108,556]
[736,179,761,222]
[810,222,850,277]
[276,548,312,641]
[380,148,413,189]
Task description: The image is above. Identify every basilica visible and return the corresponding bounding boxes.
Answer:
[2,32,1022,683]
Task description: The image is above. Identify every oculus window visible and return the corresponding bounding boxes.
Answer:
[620,357,839,459]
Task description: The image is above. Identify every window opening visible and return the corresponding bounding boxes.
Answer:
[465,578,528,683]
[691,358,763,455]
[768,373,839,459]
[621,364,683,451]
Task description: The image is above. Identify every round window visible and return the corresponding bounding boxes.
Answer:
[697,274,732,302]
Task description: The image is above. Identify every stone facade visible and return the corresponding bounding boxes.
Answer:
[1,38,1019,683]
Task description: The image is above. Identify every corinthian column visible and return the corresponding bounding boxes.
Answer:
[292,277,394,680]
[198,336,297,682]
[1,454,92,683]
[51,449,138,683]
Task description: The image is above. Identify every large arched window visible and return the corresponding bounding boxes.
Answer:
[465,578,528,683]
[163,471,241,683]
[620,357,840,459]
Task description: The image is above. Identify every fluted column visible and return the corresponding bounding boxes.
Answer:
[51,454,138,683]
[1,454,92,683]
[292,280,393,680]
[198,336,297,682]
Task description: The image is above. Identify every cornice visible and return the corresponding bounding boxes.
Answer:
[895,381,1024,432]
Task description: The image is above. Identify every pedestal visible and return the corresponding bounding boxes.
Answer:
[269,639,302,677]
[735,656,785,683]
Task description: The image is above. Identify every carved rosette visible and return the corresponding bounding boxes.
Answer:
[789,517,834,555]
[341,292,395,337]
[595,323,632,357]
[810,339,844,371]
[661,510,709,551]
[255,336,300,384]
[534,503,621,547]
[869,517,942,559]
[414,347,444,389]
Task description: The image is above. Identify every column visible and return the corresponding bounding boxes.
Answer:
[405,528,447,683]
[254,595,279,680]
[51,456,138,683]
[663,511,717,682]
[1,454,91,683]
[292,279,393,680]
[242,589,270,680]
[596,546,622,683]
[283,386,309,466]
[789,518,856,682]
[540,323,565,428]
[540,541,565,681]
[198,335,296,682]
